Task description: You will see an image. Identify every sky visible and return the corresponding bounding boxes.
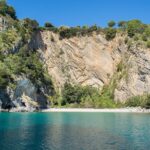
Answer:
[7,0,150,27]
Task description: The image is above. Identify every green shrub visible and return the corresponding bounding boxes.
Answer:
[124,37,128,44]
[59,25,101,39]
[59,27,78,39]
[61,83,100,106]
[48,27,59,33]
[0,28,20,52]
[142,34,147,41]
[134,35,139,41]
[44,22,54,28]
[105,28,117,41]
[117,61,124,72]
[23,18,39,31]
[125,95,150,109]
[125,96,144,107]
[127,20,146,37]
[144,26,150,37]
[60,82,118,108]
[0,61,11,87]
[108,20,116,28]
[147,41,150,48]
[38,27,46,31]
[88,24,98,32]
[0,1,16,19]
[61,83,86,105]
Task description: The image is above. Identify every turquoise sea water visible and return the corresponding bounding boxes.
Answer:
[0,112,150,150]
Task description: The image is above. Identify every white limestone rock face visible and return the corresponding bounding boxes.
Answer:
[36,31,126,90]
[13,79,37,101]
[12,79,38,112]
[114,47,150,102]
[33,31,150,103]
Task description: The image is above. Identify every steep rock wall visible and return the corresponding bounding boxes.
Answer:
[36,31,126,90]
[114,46,150,102]
[34,31,150,102]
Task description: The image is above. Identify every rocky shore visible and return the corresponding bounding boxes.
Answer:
[42,107,150,113]
[0,107,150,113]
[1,107,150,113]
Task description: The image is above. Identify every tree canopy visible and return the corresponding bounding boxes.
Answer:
[0,0,17,19]
[108,20,116,28]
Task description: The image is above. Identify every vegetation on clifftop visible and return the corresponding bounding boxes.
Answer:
[0,0,16,19]
[40,19,150,45]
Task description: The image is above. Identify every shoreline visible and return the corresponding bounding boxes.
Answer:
[42,107,150,113]
[0,107,150,113]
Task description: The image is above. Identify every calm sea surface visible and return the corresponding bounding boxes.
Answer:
[0,112,150,150]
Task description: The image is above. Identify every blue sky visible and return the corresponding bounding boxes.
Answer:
[7,0,150,27]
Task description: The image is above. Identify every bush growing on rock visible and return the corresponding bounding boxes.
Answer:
[144,26,150,37]
[0,28,20,52]
[105,28,117,41]
[58,25,101,39]
[127,20,146,37]
[125,95,150,109]
[88,24,98,32]
[142,34,147,41]
[147,41,150,48]
[23,18,39,31]
[44,22,54,28]
[0,61,11,87]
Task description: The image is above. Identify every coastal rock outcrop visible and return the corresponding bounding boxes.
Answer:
[0,78,50,112]
[36,31,126,89]
[34,31,150,102]
[114,46,150,102]
[12,79,38,111]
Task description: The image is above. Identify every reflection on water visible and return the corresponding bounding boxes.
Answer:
[0,112,150,150]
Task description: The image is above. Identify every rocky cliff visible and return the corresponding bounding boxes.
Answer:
[35,31,123,88]
[0,77,50,112]
[34,31,150,103]
[1,29,150,111]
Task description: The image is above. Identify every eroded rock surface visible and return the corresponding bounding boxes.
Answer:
[12,79,38,111]
[114,46,150,102]
[36,31,126,89]
[0,78,49,112]
[35,31,150,102]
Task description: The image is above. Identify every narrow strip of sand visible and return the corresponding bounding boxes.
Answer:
[42,108,150,113]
